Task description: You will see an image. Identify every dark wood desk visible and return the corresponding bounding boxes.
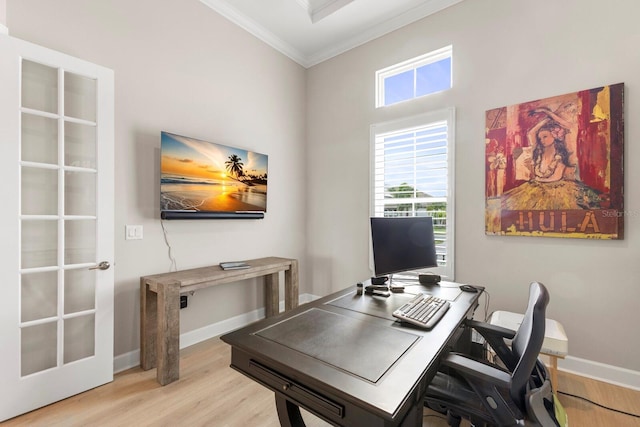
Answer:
[221,281,480,427]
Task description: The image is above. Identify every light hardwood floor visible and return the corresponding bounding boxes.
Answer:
[3,337,640,426]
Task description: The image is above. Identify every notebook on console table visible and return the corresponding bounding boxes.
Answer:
[220,261,250,270]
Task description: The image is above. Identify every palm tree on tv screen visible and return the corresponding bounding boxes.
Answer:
[225,154,244,179]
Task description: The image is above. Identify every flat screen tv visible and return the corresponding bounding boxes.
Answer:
[370,216,438,277]
[160,131,268,219]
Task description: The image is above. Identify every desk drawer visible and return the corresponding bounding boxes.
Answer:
[248,360,344,419]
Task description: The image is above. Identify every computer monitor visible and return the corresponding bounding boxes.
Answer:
[370,216,438,277]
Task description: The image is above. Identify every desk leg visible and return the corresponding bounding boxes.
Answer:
[140,279,157,370]
[265,273,279,317]
[156,282,180,385]
[275,394,306,427]
[398,399,424,427]
[284,260,299,312]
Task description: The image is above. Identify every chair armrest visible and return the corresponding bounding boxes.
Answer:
[465,319,518,371]
[442,353,511,388]
[466,319,515,340]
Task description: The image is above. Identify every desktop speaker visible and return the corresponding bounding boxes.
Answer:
[418,273,441,285]
[370,276,389,285]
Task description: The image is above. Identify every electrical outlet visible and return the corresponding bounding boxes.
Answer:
[180,295,188,309]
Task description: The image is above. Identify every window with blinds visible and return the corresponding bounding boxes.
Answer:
[371,109,455,279]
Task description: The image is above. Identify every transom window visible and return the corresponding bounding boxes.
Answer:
[375,45,452,108]
[371,109,455,279]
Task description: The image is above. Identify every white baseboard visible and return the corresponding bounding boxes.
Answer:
[115,293,640,392]
[558,356,640,391]
[114,293,320,374]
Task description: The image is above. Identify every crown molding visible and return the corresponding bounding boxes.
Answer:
[294,0,311,12]
[310,0,356,23]
[306,0,464,67]
[200,0,308,66]
[201,0,464,69]
[294,0,356,23]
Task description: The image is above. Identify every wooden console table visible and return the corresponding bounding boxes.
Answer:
[140,256,299,385]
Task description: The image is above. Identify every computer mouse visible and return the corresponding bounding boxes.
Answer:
[459,284,478,293]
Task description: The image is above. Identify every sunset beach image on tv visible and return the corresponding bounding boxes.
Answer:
[160,132,268,215]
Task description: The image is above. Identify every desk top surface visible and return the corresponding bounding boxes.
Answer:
[221,281,480,421]
[141,256,296,287]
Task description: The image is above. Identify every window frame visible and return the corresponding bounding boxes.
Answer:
[375,45,452,108]
[369,108,456,280]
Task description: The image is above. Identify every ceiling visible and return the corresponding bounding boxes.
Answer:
[200,0,464,68]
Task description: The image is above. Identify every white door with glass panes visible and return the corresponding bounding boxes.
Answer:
[0,34,114,422]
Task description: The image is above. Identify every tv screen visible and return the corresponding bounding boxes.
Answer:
[370,216,438,277]
[160,131,268,219]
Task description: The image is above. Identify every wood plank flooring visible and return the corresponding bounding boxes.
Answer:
[3,337,639,426]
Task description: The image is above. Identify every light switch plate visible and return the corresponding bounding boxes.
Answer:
[125,225,143,240]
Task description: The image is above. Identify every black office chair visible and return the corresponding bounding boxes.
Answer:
[424,282,564,426]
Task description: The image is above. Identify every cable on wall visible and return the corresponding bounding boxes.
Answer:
[160,219,178,272]
[482,289,491,322]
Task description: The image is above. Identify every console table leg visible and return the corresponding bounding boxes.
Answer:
[157,282,180,385]
[275,394,306,427]
[265,273,279,317]
[140,279,157,370]
[284,260,299,311]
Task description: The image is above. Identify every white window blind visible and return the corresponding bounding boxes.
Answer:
[371,109,455,278]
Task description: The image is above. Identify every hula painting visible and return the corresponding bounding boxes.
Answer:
[485,83,624,239]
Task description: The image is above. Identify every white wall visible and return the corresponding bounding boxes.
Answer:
[306,0,640,376]
[7,0,307,356]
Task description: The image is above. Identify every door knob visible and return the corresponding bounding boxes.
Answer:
[89,261,111,270]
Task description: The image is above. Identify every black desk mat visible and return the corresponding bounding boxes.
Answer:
[255,308,419,383]
[326,291,414,320]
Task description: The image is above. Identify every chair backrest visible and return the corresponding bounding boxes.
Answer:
[509,282,550,411]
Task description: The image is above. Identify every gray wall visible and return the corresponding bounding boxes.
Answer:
[306,0,640,375]
[7,0,307,357]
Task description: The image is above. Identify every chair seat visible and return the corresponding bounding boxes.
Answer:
[425,371,490,420]
[426,367,524,424]
[489,311,568,357]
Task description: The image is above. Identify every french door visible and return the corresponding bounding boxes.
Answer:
[0,35,114,421]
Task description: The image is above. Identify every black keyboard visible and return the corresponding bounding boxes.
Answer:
[393,293,450,329]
